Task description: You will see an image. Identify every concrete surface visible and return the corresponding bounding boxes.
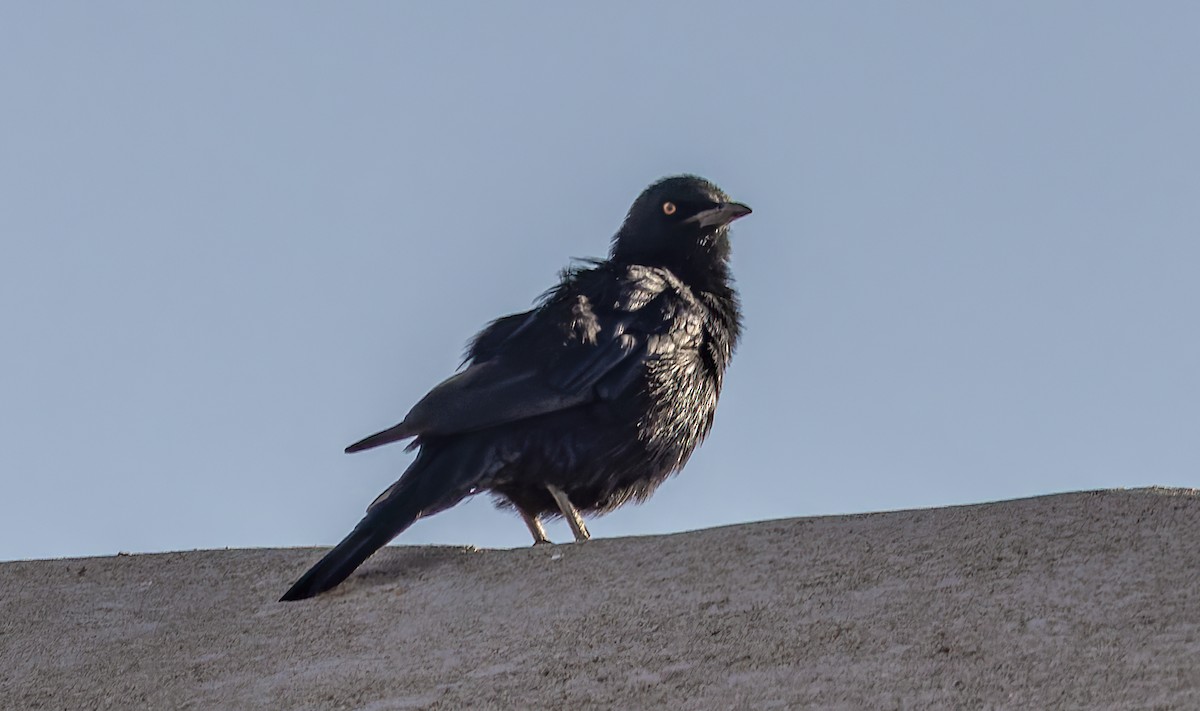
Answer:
[2,488,1198,709]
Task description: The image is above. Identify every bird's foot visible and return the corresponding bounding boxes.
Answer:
[521,510,552,545]
[546,484,591,542]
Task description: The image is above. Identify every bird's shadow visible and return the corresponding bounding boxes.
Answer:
[343,545,482,595]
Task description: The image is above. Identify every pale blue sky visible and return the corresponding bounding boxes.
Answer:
[2,3,1197,561]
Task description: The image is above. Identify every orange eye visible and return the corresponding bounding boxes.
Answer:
[662,201,676,215]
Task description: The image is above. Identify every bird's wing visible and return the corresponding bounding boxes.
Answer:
[406,329,644,434]
[345,315,648,453]
[344,265,682,454]
[464,309,539,364]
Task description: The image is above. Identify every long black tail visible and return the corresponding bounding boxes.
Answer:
[279,507,418,602]
[280,438,489,601]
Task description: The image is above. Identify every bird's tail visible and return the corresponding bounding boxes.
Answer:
[278,521,400,602]
[280,438,490,602]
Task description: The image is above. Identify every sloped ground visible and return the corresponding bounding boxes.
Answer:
[2,488,1198,709]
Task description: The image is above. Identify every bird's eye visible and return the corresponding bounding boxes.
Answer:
[662,201,676,215]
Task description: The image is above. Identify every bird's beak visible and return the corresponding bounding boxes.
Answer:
[685,201,753,229]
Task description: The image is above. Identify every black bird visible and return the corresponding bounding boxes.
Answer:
[281,175,751,601]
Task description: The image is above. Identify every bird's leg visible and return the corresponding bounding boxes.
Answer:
[520,510,552,545]
[546,484,591,542]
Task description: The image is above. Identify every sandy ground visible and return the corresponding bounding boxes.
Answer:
[2,488,1199,710]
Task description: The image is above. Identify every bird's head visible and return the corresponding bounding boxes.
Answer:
[610,175,751,279]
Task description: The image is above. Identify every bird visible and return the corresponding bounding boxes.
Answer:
[280,175,751,601]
